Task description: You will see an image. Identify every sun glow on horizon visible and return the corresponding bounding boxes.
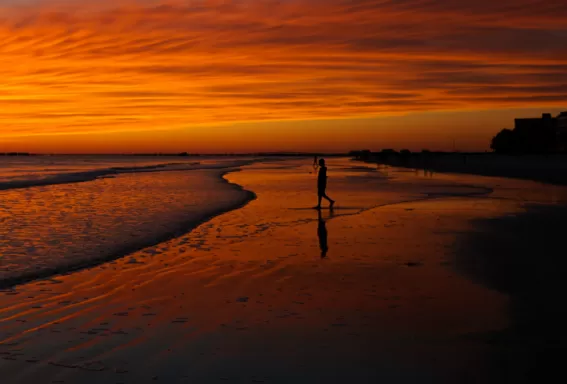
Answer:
[1,0,566,152]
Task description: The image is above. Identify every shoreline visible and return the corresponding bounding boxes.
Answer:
[0,168,257,290]
[1,158,566,382]
[0,158,261,192]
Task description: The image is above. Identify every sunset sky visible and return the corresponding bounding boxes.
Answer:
[1,0,566,153]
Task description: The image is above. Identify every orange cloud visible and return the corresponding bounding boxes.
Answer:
[0,0,566,151]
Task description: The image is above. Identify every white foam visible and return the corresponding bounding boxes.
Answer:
[0,156,262,288]
[0,156,259,191]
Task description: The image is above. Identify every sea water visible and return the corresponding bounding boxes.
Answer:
[3,155,566,289]
[0,156,257,286]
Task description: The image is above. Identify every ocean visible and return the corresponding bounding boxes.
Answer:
[2,155,565,290]
[0,156,258,287]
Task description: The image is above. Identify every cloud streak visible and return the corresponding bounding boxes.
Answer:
[0,0,566,143]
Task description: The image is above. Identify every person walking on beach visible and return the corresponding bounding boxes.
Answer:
[313,155,319,169]
[315,158,335,209]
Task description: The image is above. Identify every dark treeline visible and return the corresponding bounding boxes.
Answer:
[349,148,567,185]
[349,149,462,168]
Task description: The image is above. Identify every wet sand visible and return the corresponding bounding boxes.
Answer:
[1,159,566,383]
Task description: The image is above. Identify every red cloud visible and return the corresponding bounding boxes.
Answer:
[0,0,566,140]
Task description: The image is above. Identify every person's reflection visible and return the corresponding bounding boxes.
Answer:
[423,167,434,178]
[317,209,331,258]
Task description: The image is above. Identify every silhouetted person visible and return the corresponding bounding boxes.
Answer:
[317,210,329,258]
[313,155,319,169]
[315,158,335,209]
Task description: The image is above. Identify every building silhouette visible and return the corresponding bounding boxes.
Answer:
[491,111,567,154]
[557,112,567,152]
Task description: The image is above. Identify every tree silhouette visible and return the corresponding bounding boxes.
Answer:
[491,129,517,154]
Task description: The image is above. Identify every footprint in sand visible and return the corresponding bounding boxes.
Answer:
[236,296,249,303]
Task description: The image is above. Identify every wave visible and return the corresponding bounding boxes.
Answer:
[0,169,257,290]
[0,159,259,192]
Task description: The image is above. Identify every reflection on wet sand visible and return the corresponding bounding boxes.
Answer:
[2,158,567,383]
[317,209,333,258]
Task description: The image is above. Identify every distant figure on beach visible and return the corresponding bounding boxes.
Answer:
[317,210,329,258]
[313,155,319,169]
[315,158,335,209]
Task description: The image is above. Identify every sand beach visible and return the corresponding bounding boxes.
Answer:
[1,158,566,383]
